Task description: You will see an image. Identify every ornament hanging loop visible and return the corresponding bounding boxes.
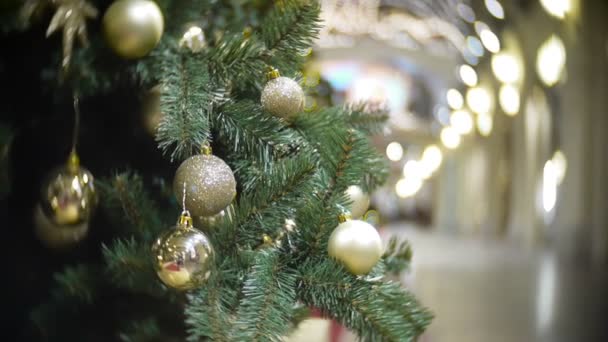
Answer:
[266,66,280,81]
[67,92,82,173]
[200,143,212,155]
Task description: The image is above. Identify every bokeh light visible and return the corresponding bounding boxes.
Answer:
[492,53,522,84]
[499,84,521,116]
[451,110,474,134]
[459,64,478,86]
[440,127,461,149]
[467,87,493,115]
[476,112,493,137]
[536,35,566,87]
[446,88,464,110]
[540,0,571,19]
[386,142,404,161]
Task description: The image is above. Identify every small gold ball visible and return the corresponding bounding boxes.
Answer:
[328,220,383,275]
[34,204,89,249]
[102,0,164,59]
[345,185,370,219]
[40,164,97,226]
[151,224,214,290]
[173,154,236,217]
[261,77,304,119]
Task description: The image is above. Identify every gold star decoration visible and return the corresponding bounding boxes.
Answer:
[22,0,98,72]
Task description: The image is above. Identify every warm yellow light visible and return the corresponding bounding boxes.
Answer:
[543,160,557,212]
[450,110,473,134]
[476,113,493,137]
[492,53,522,84]
[386,142,403,161]
[459,65,478,86]
[421,145,443,175]
[499,84,520,116]
[403,160,421,178]
[466,87,493,115]
[484,0,505,19]
[440,127,461,149]
[446,88,464,110]
[536,35,566,87]
[479,29,501,53]
[552,150,567,185]
[395,177,423,198]
[540,0,571,19]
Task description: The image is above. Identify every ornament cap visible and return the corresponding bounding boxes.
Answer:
[66,150,80,173]
[243,26,252,39]
[200,144,212,155]
[266,67,281,80]
[178,211,193,228]
[338,212,352,223]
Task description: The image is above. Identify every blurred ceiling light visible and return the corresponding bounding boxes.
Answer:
[459,64,478,86]
[440,127,461,149]
[466,87,493,114]
[499,84,521,116]
[421,145,443,175]
[484,0,505,19]
[466,36,485,57]
[476,112,493,136]
[396,177,423,198]
[552,150,567,185]
[456,3,476,23]
[540,0,571,19]
[386,142,404,161]
[446,88,464,109]
[543,160,557,212]
[536,35,566,87]
[450,110,474,134]
[492,53,522,84]
[479,29,501,53]
[403,160,423,178]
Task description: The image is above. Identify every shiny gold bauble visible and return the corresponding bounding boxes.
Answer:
[173,154,236,217]
[102,0,164,59]
[40,153,97,226]
[328,219,383,275]
[34,204,89,249]
[261,76,304,120]
[345,185,370,219]
[151,214,214,290]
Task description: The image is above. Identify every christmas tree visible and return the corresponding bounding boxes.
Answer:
[1,0,432,340]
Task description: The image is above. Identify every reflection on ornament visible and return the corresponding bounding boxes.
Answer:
[40,151,97,226]
[173,152,236,217]
[328,216,383,275]
[34,204,89,249]
[345,185,370,219]
[179,25,206,53]
[102,0,164,59]
[151,213,214,290]
[193,204,235,230]
[261,68,304,120]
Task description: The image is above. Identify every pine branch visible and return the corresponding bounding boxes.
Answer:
[53,264,102,304]
[204,31,268,84]
[213,100,306,167]
[344,103,390,135]
[119,318,162,342]
[298,261,432,342]
[230,249,297,341]
[156,47,222,161]
[97,172,163,241]
[383,237,413,276]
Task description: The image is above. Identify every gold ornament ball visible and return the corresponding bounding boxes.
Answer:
[40,157,97,226]
[151,219,214,290]
[34,204,89,249]
[102,0,164,59]
[173,154,236,217]
[328,219,383,275]
[261,77,304,119]
[345,185,370,219]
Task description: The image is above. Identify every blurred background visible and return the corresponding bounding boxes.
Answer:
[297,0,608,341]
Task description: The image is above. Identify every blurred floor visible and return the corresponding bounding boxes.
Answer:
[391,224,608,342]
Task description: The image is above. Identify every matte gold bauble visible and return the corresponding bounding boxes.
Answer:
[102,0,164,58]
[345,185,370,219]
[34,204,89,249]
[151,213,214,290]
[328,219,383,275]
[40,152,97,226]
[173,153,236,217]
[261,70,304,120]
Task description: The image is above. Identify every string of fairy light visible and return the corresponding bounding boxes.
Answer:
[387,0,570,201]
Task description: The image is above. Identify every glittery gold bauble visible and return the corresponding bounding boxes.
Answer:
[102,0,164,59]
[34,204,89,249]
[261,76,304,119]
[328,219,383,275]
[40,153,97,226]
[173,154,236,217]
[151,214,214,290]
[345,185,370,219]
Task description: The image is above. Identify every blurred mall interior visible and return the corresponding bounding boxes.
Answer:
[294,0,608,341]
